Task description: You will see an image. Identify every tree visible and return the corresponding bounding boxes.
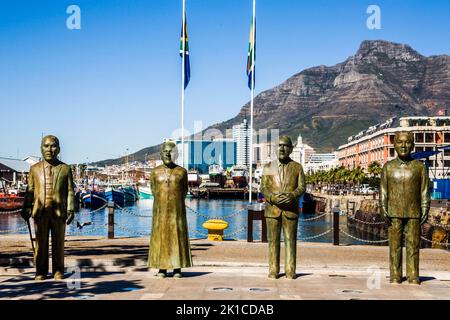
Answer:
[368,161,382,177]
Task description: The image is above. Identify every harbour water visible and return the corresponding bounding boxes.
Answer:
[0,199,385,246]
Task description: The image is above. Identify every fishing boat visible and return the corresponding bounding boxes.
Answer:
[122,185,138,203]
[81,190,107,210]
[0,194,24,211]
[209,164,225,187]
[187,169,201,187]
[138,185,153,199]
[105,187,125,207]
[230,165,248,188]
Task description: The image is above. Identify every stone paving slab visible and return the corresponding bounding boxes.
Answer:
[1,266,450,300]
[1,235,449,300]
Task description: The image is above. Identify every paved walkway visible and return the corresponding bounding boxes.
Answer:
[0,236,449,300]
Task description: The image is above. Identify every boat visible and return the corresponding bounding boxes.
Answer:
[209,164,225,187]
[199,182,221,189]
[0,194,24,211]
[81,190,107,210]
[188,169,201,187]
[230,165,248,188]
[122,185,138,203]
[254,167,263,184]
[105,187,125,207]
[138,185,153,199]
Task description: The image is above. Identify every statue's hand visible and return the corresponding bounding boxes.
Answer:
[381,210,392,226]
[284,193,296,205]
[420,210,428,225]
[277,194,292,205]
[66,211,75,225]
[21,208,32,221]
[269,194,282,205]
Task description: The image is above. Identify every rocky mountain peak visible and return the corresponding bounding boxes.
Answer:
[355,40,424,62]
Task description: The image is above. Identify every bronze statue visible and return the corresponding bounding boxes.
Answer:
[21,135,75,280]
[148,141,192,278]
[380,131,430,285]
[260,135,306,279]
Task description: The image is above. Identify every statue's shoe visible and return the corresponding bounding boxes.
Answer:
[285,273,297,280]
[173,269,182,278]
[53,271,64,280]
[389,277,402,284]
[156,271,167,278]
[268,272,279,279]
[35,275,47,281]
[408,278,421,285]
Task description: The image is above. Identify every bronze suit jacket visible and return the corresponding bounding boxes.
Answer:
[380,157,430,219]
[260,158,306,219]
[23,160,75,219]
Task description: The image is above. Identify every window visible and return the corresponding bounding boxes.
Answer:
[444,149,450,157]
[415,147,424,152]
[389,135,395,145]
[425,147,434,152]
[444,132,450,143]
[425,132,434,143]
[444,160,450,168]
[389,148,395,157]
[415,133,424,143]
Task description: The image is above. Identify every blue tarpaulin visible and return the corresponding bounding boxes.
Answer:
[411,151,440,159]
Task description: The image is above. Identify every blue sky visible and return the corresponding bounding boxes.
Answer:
[0,0,449,163]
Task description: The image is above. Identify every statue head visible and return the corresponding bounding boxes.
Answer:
[394,131,414,159]
[160,141,178,166]
[277,135,293,163]
[41,135,60,163]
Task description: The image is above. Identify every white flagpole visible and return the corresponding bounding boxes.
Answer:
[181,0,186,168]
[249,0,255,203]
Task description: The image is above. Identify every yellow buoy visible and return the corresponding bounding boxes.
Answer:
[202,219,229,241]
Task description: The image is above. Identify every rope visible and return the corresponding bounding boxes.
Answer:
[186,205,246,220]
[298,228,333,240]
[0,208,23,214]
[0,224,29,233]
[79,203,108,214]
[114,223,150,237]
[190,229,209,238]
[66,223,108,235]
[340,229,389,243]
[299,212,329,222]
[429,221,450,230]
[347,215,387,225]
[420,236,450,247]
[117,206,152,218]
[223,226,247,238]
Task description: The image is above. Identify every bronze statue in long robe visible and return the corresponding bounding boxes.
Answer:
[148,142,192,277]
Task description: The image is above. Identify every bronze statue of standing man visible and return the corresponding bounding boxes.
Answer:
[148,141,192,278]
[261,135,306,279]
[380,131,430,284]
[21,135,75,280]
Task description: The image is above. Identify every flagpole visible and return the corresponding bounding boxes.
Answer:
[249,0,255,203]
[181,0,186,168]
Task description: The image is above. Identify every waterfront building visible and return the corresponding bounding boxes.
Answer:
[304,153,339,174]
[0,157,32,187]
[232,119,251,167]
[254,141,275,166]
[291,134,316,167]
[175,139,237,174]
[338,116,450,178]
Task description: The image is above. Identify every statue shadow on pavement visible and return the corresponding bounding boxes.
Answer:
[0,271,145,299]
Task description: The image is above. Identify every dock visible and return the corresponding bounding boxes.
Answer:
[190,187,258,199]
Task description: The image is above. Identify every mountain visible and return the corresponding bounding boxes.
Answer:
[96,40,450,166]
